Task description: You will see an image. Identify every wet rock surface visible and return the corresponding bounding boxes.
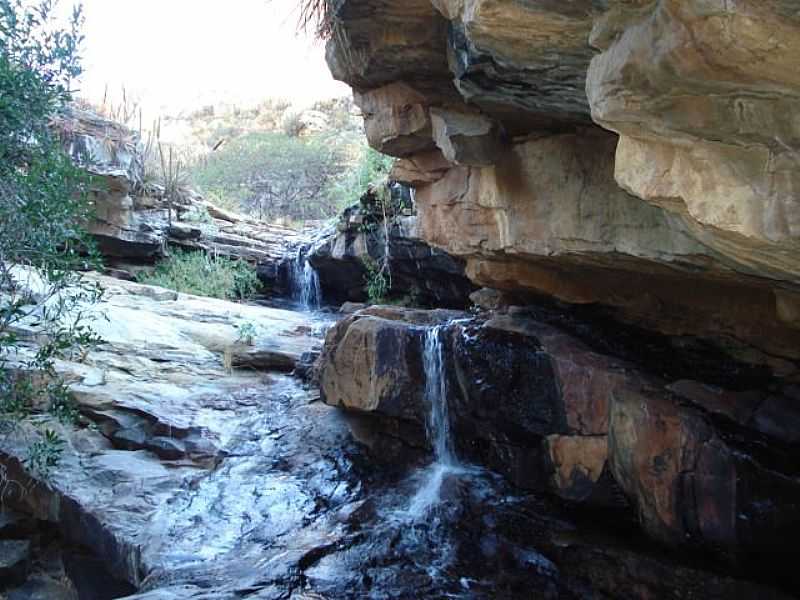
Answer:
[2,274,796,597]
[318,304,800,592]
[304,187,476,308]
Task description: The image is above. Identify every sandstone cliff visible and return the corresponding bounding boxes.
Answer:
[60,108,304,283]
[316,0,800,585]
[325,0,800,373]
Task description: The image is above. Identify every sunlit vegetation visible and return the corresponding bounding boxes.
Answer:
[138,249,261,301]
[0,0,104,477]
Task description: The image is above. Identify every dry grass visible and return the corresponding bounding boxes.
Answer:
[297,0,336,39]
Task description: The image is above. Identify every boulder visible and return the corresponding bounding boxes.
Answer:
[609,389,800,559]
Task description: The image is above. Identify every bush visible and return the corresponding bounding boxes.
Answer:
[138,249,261,301]
[189,131,345,222]
[330,145,394,211]
[0,0,103,478]
[362,257,389,304]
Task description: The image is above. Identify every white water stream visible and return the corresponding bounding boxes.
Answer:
[407,324,466,518]
[290,249,322,311]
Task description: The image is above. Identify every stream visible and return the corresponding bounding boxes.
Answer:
[0,271,792,599]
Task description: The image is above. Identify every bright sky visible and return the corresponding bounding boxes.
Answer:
[72,0,350,114]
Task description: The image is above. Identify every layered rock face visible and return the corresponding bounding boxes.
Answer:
[62,109,303,283]
[305,188,476,307]
[323,1,800,575]
[319,305,800,582]
[326,0,800,370]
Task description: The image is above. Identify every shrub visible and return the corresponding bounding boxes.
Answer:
[0,0,104,478]
[235,321,258,346]
[330,145,394,212]
[188,131,345,222]
[138,249,260,301]
[282,111,305,138]
[362,257,389,305]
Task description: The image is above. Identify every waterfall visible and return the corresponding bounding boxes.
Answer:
[290,249,322,311]
[423,325,456,466]
[407,323,461,517]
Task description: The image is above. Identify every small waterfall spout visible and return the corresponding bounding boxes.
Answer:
[407,324,461,517]
[423,325,456,466]
[290,249,322,311]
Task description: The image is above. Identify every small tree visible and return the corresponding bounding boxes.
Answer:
[189,132,345,222]
[0,0,103,478]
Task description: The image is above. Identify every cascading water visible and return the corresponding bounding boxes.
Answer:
[423,325,455,466]
[407,323,463,517]
[290,248,322,311]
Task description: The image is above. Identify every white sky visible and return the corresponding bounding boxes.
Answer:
[72,0,350,114]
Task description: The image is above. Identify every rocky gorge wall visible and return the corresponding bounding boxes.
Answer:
[315,0,800,588]
[62,108,304,286]
[325,0,800,373]
[303,186,476,307]
[318,305,800,582]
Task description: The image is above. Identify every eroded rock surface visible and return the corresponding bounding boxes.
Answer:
[5,277,793,597]
[318,304,800,586]
[304,187,476,307]
[61,108,304,285]
[326,0,800,368]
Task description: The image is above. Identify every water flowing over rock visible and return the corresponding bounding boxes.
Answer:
[12,4,799,595]
[287,247,323,310]
[4,276,793,597]
[317,304,800,590]
[306,187,476,307]
[422,325,456,466]
[320,5,800,586]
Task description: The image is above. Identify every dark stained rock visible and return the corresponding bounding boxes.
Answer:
[64,553,139,600]
[0,511,35,539]
[306,188,476,308]
[609,388,800,564]
[447,320,564,489]
[0,540,30,588]
[317,303,800,579]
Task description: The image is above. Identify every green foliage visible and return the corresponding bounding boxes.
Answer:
[0,0,104,479]
[331,145,394,212]
[139,249,261,301]
[235,321,258,346]
[189,132,345,222]
[362,257,389,305]
[26,428,65,475]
